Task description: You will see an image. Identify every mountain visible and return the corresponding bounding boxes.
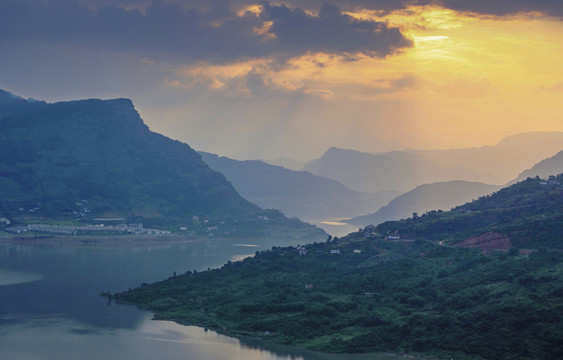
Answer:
[259,157,305,171]
[511,149,563,184]
[116,175,563,359]
[376,174,563,249]
[199,152,399,222]
[304,147,496,193]
[415,132,563,182]
[0,89,27,104]
[0,90,325,240]
[349,180,501,226]
[0,89,46,115]
[305,132,563,193]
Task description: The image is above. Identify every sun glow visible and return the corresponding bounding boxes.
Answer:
[162,5,563,151]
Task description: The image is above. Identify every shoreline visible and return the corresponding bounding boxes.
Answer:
[105,302,438,360]
[156,316,439,360]
[0,234,204,247]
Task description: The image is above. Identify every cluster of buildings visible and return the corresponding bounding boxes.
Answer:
[295,245,361,256]
[361,224,401,240]
[362,224,378,238]
[4,223,170,236]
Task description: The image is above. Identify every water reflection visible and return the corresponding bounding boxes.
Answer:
[0,314,407,360]
[0,314,290,360]
[0,241,415,360]
[0,268,43,286]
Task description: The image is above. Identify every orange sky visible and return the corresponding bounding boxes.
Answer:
[147,5,563,158]
[3,1,562,160]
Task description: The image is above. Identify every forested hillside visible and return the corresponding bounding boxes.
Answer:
[0,91,325,240]
[376,175,563,249]
[114,176,563,359]
[114,237,562,359]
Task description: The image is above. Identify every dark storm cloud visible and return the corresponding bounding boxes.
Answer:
[260,2,411,57]
[0,0,412,64]
[434,0,563,17]
[262,0,563,17]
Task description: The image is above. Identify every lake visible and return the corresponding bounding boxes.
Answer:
[0,239,413,360]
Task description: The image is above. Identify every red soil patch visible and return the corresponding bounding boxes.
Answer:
[455,231,512,250]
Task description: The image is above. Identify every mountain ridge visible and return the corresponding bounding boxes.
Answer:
[375,174,563,249]
[306,132,563,193]
[0,90,325,240]
[199,151,399,223]
[348,180,501,226]
[511,149,563,184]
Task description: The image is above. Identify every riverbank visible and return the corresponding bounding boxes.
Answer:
[115,236,563,359]
[0,234,201,247]
[164,316,441,360]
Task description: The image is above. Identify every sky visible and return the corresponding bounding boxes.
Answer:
[1,0,563,161]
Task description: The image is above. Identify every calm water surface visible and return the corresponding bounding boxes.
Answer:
[0,240,410,360]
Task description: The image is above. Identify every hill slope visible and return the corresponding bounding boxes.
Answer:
[116,176,563,359]
[511,150,563,184]
[375,174,563,249]
[199,152,398,222]
[0,91,325,240]
[349,181,500,226]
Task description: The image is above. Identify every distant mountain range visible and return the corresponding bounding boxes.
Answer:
[304,132,563,193]
[199,152,398,222]
[304,147,492,193]
[0,90,325,240]
[511,149,563,184]
[348,181,501,226]
[259,157,306,171]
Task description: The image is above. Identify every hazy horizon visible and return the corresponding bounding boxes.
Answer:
[2,0,563,161]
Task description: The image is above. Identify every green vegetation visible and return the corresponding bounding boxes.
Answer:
[113,175,563,359]
[113,239,562,359]
[0,94,325,240]
[376,175,563,248]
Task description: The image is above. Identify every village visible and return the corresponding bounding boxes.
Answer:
[4,222,171,236]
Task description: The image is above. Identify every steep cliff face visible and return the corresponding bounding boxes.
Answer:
[0,90,326,240]
[0,97,246,216]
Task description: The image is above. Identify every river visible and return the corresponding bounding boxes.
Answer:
[0,239,413,360]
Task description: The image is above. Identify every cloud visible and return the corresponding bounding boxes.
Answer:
[0,0,412,65]
[264,0,563,17]
[435,0,563,17]
[317,0,563,17]
[165,57,336,100]
[259,2,412,57]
